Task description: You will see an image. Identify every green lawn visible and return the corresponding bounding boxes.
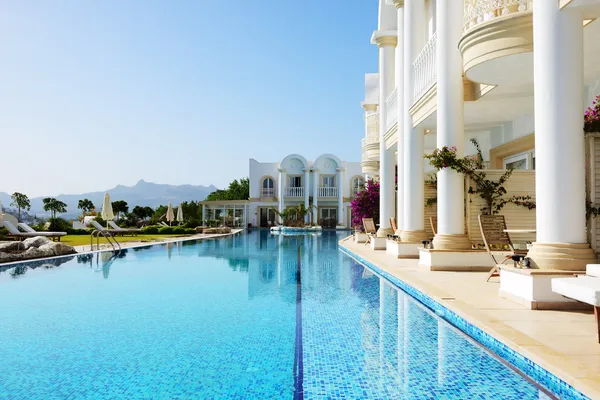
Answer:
[60,234,194,247]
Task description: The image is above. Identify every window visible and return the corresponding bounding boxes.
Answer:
[503,151,535,170]
[322,176,335,188]
[352,177,365,195]
[261,178,274,197]
[289,176,302,188]
[320,208,338,220]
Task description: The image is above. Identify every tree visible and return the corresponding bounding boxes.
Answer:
[350,179,380,229]
[10,192,30,222]
[77,199,95,220]
[42,198,67,219]
[111,200,129,219]
[206,178,250,201]
[132,205,154,221]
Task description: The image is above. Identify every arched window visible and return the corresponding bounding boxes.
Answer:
[262,178,274,197]
[352,177,365,196]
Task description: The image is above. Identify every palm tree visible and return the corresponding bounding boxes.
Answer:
[271,204,316,227]
[43,198,67,219]
[10,192,31,222]
[77,199,95,220]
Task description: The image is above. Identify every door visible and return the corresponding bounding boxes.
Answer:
[259,208,276,227]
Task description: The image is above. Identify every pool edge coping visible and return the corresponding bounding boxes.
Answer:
[339,243,593,400]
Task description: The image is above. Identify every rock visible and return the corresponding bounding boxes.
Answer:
[0,252,22,263]
[0,242,23,252]
[38,242,76,256]
[24,247,52,259]
[22,236,51,250]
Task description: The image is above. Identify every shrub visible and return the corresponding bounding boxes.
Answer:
[157,226,174,234]
[66,228,89,235]
[172,227,186,234]
[142,225,160,234]
[48,218,71,232]
[184,228,196,234]
[0,226,7,239]
[183,219,202,229]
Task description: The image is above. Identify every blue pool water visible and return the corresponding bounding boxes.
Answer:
[0,231,558,399]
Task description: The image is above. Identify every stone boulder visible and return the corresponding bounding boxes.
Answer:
[0,237,76,264]
[22,236,51,250]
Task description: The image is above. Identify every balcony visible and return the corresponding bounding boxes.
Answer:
[384,88,398,133]
[285,187,304,197]
[318,187,339,198]
[459,0,533,86]
[361,139,379,175]
[413,32,437,105]
[261,188,275,198]
[364,112,380,161]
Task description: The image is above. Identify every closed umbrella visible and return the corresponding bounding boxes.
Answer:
[101,193,114,228]
[176,205,184,225]
[0,200,3,223]
[166,202,175,226]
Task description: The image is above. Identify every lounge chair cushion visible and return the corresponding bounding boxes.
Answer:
[587,264,600,278]
[552,276,600,307]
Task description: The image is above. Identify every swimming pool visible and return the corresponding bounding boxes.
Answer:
[0,231,564,399]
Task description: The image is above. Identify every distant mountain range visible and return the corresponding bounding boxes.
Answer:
[0,179,218,219]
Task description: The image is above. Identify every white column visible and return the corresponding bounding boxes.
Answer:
[431,0,471,250]
[401,0,428,243]
[278,169,285,224]
[304,169,310,224]
[376,35,397,237]
[337,168,344,226]
[527,1,595,270]
[312,169,319,225]
[394,0,405,236]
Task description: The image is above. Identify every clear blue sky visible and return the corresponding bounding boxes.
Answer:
[0,1,378,197]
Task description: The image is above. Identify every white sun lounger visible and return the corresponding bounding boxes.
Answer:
[552,264,600,343]
[2,221,66,241]
[108,221,141,235]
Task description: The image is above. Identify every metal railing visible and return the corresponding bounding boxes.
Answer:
[90,230,121,252]
[413,32,437,104]
[385,89,398,133]
[463,0,531,33]
[261,188,275,197]
[318,187,339,197]
[285,187,304,197]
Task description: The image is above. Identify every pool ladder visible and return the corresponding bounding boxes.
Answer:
[90,230,121,253]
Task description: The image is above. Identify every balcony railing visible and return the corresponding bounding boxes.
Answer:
[318,187,339,197]
[261,188,275,197]
[285,187,304,197]
[413,32,437,105]
[365,112,379,143]
[385,89,398,133]
[463,0,530,33]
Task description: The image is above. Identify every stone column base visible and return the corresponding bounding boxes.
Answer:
[400,229,430,243]
[377,227,393,238]
[432,233,472,250]
[527,242,597,271]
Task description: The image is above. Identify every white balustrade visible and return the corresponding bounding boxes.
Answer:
[463,0,530,33]
[413,32,437,105]
[285,187,304,197]
[318,187,339,197]
[385,89,398,133]
[365,112,380,144]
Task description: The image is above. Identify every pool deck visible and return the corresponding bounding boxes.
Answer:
[340,238,600,400]
[73,229,245,253]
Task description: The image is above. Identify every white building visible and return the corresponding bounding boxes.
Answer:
[360,0,600,302]
[248,154,363,228]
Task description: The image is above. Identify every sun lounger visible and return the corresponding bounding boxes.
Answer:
[478,214,528,282]
[388,218,400,241]
[90,220,120,235]
[159,221,169,227]
[2,221,66,241]
[362,218,377,245]
[108,221,141,235]
[552,264,600,342]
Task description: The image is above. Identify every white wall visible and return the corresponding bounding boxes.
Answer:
[249,159,278,198]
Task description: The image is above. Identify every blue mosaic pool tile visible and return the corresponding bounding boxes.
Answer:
[340,246,591,400]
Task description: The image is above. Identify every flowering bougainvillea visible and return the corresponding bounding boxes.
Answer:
[585,96,600,132]
[350,179,380,229]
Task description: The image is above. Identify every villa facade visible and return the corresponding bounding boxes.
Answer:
[361,0,600,303]
[248,154,362,228]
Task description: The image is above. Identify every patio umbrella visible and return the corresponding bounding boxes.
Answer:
[176,205,184,225]
[0,199,3,222]
[101,193,114,228]
[166,202,175,226]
